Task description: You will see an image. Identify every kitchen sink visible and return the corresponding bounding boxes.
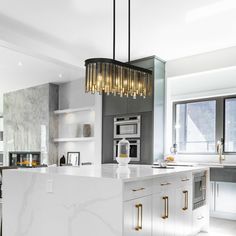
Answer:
[198,162,236,168]
[210,167,236,182]
[223,164,236,169]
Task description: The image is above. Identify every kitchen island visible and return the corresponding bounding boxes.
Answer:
[2,164,209,236]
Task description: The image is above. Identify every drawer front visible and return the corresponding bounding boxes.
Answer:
[178,172,192,186]
[192,205,209,234]
[153,176,177,193]
[124,179,153,201]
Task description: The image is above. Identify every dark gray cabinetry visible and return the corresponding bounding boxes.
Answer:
[127,95,153,113]
[103,95,128,116]
[103,95,152,116]
[102,56,165,164]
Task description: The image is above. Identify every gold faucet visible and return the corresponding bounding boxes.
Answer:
[217,139,225,164]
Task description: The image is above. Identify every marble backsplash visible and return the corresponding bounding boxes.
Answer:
[3,83,58,165]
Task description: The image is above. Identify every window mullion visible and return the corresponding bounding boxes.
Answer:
[216,97,224,153]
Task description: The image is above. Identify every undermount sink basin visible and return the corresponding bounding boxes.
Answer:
[198,162,236,168]
[223,164,236,169]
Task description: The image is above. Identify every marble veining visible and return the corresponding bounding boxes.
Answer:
[3,168,124,236]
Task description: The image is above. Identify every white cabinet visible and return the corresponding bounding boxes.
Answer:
[152,173,193,236]
[192,205,209,235]
[215,182,236,214]
[210,181,236,220]
[175,184,192,236]
[210,182,215,212]
[153,188,175,236]
[124,195,152,236]
[124,171,209,236]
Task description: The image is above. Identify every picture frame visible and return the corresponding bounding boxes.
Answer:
[67,152,80,166]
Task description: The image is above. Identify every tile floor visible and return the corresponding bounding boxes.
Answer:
[197,217,236,236]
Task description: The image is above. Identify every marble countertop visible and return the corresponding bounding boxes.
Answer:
[4,164,208,182]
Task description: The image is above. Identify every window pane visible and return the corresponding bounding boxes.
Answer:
[225,98,236,152]
[175,100,216,153]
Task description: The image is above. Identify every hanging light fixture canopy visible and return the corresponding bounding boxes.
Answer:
[85,0,152,99]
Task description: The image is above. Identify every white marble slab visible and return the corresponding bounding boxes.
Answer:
[3,168,123,236]
[6,164,208,182]
[2,164,209,236]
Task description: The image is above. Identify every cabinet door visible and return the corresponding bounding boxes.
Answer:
[127,95,153,113]
[103,94,127,116]
[152,189,175,236]
[175,185,192,236]
[215,182,236,214]
[124,195,152,236]
[210,182,215,212]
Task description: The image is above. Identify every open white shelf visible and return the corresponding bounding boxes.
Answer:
[54,106,94,115]
[53,137,95,143]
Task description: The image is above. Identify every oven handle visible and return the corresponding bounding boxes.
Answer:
[114,120,140,125]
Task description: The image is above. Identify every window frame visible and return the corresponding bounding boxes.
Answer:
[223,95,236,155]
[172,96,225,155]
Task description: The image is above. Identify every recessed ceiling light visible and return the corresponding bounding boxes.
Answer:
[58,74,63,78]
[18,61,23,67]
[186,0,236,23]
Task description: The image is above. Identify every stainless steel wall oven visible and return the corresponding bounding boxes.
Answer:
[114,115,141,139]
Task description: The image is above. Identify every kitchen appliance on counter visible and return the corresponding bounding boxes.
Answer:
[193,171,207,210]
[113,115,141,162]
[9,152,41,167]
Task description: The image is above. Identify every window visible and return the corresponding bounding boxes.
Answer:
[175,100,216,153]
[225,98,236,152]
[174,95,236,154]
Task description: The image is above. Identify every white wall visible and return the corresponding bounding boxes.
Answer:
[58,79,102,165]
[0,93,3,115]
[59,79,95,110]
[165,48,236,164]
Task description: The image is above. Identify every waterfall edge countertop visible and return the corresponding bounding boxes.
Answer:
[3,164,209,182]
[2,164,209,236]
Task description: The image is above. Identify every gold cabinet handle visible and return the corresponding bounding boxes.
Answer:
[162,196,169,219]
[161,182,171,186]
[135,204,143,231]
[132,187,145,192]
[182,190,188,211]
[181,178,190,182]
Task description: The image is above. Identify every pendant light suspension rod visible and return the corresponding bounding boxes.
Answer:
[113,0,116,60]
[128,0,131,63]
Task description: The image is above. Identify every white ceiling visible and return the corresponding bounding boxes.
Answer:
[0,0,236,62]
[0,0,236,107]
[0,47,83,92]
[0,46,83,113]
[170,66,236,100]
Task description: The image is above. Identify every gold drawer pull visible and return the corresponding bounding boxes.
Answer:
[160,182,171,186]
[132,187,145,192]
[181,178,190,182]
[135,204,143,231]
[182,190,188,211]
[162,196,169,219]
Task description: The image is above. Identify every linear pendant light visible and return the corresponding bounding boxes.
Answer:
[85,0,152,99]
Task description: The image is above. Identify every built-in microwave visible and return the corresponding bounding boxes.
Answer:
[114,115,141,139]
[193,171,207,210]
[113,139,140,162]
